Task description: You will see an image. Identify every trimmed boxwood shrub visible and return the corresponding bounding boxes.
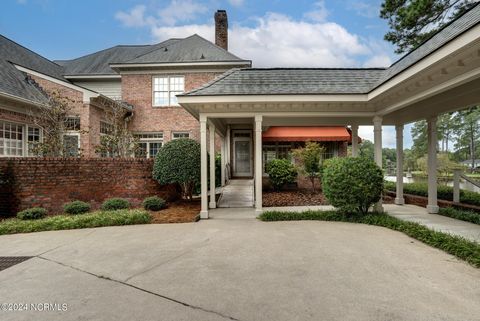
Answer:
[266,159,298,191]
[322,157,384,214]
[143,196,166,211]
[384,181,480,206]
[101,198,130,211]
[153,138,200,200]
[17,207,47,220]
[63,200,91,215]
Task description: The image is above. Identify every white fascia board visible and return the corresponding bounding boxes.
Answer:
[0,91,47,108]
[13,64,100,103]
[177,94,368,104]
[110,60,252,69]
[368,23,480,100]
[64,75,121,80]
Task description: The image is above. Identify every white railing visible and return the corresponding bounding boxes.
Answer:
[453,169,480,202]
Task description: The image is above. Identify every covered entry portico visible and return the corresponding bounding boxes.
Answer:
[178,5,480,219]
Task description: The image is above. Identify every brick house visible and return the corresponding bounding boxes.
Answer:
[0,10,354,161]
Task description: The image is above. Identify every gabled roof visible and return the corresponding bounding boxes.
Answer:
[183,3,480,96]
[57,39,181,76]
[116,34,249,65]
[0,35,65,104]
[184,68,386,95]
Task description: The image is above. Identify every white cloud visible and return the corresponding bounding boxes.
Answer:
[228,0,244,7]
[116,1,394,68]
[115,5,150,27]
[348,1,380,19]
[304,1,329,22]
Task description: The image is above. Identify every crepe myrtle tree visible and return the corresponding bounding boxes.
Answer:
[292,142,325,192]
[153,138,201,200]
[28,90,83,157]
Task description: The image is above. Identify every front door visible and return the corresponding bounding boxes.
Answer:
[232,131,253,177]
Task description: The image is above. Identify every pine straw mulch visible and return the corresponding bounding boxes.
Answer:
[262,189,329,207]
[149,199,201,224]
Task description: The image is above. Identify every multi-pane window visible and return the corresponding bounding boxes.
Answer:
[65,117,80,131]
[0,121,23,156]
[135,133,163,158]
[262,143,293,173]
[0,121,42,157]
[153,76,184,106]
[27,127,41,156]
[172,132,190,139]
[63,134,80,157]
[100,121,113,135]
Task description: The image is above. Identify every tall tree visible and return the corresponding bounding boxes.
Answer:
[453,107,480,172]
[380,0,476,54]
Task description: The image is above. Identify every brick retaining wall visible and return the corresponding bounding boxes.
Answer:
[0,158,178,216]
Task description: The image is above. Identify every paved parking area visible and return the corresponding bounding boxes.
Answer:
[0,212,479,321]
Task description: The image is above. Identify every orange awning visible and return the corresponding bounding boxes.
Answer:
[262,126,355,142]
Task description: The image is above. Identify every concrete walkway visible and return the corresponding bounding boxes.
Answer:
[217,179,254,208]
[386,204,480,243]
[1,215,480,321]
[265,204,480,243]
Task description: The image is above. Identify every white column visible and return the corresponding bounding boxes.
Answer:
[220,137,226,186]
[395,124,405,205]
[255,115,263,215]
[209,123,216,209]
[351,124,359,157]
[199,115,208,219]
[373,116,383,212]
[427,117,439,214]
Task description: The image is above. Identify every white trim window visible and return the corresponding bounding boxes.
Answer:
[135,132,163,158]
[0,121,43,157]
[63,116,81,157]
[172,132,190,140]
[153,76,184,107]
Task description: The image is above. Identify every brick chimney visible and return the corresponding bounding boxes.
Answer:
[214,10,228,50]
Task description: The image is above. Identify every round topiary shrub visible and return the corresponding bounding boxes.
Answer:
[153,138,201,200]
[265,158,298,191]
[63,200,91,215]
[17,207,47,220]
[322,157,383,214]
[143,196,166,211]
[101,198,130,211]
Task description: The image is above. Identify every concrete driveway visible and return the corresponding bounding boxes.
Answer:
[0,209,479,321]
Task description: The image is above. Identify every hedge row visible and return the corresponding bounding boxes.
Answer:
[384,181,480,206]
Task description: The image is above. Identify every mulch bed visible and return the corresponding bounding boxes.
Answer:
[263,190,328,207]
[150,199,200,224]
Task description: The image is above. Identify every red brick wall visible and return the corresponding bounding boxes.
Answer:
[122,72,221,143]
[0,158,178,216]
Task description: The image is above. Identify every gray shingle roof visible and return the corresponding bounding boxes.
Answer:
[184,3,480,96]
[57,39,181,75]
[0,35,65,104]
[184,68,386,95]
[120,34,248,64]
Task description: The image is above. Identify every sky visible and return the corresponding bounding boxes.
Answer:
[0,0,414,148]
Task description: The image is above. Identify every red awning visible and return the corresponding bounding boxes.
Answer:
[262,126,355,142]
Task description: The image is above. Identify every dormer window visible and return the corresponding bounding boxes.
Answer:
[153,76,184,107]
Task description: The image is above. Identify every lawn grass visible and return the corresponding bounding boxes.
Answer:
[439,207,480,225]
[0,209,152,236]
[259,210,480,268]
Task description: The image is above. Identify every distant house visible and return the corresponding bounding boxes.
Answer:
[461,160,480,169]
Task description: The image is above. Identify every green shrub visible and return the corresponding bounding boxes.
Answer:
[153,138,200,200]
[101,198,130,211]
[384,182,480,206]
[439,207,480,225]
[265,159,298,191]
[63,200,91,215]
[0,209,151,235]
[259,210,480,268]
[17,207,47,220]
[322,157,384,214]
[143,196,166,211]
